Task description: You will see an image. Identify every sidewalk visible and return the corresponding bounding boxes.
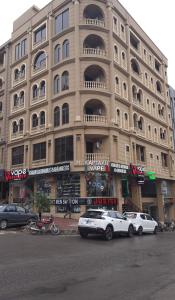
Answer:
[54,217,78,235]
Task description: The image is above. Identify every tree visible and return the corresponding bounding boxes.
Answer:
[34,192,50,220]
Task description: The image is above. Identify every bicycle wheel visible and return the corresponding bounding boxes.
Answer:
[51,224,60,235]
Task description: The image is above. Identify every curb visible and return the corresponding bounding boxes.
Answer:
[60,229,78,235]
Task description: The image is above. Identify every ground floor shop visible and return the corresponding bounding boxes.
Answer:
[3,162,175,222]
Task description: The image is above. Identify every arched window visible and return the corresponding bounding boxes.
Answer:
[33,84,38,99]
[32,114,38,128]
[14,69,19,80]
[131,59,140,74]
[138,117,144,130]
[12,121,18,133]
[156,81,162,93]
[54,44,61,64]
[33,51,46,70]
[61,71,69,91]
[19,91,24,105]
[54,75,60,94]
[115,76,119,93]
[132,85,137,101]
[62,40,69,59]
[137,89,143,104]
[19,119,24,132]
[0,78,3,89]
[40,111,45,126]
[133,113,138,129]
[40,81,46,97]
[122,52,125,60]
[13,94,18,107]
[54,106,60,127]
[0,101,2,112]
[114,45,118,60]
[20,65,25,77]
[62,103,69,124]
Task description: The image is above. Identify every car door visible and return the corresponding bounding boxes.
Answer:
[16,206,28,224]
[140,213,149,232]
[145,214,155,231]
[108,211,121,232]
[116,212,129,232]
[4,205,18,225]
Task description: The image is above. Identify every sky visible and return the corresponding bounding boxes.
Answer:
[0,0,175,86]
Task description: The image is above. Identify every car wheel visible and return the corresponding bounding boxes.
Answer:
[104,226,113,241]
[79,231,88,238]
[0,220,8,230]
[128,225,134,237]
[137,226,143,236]
[153,226,158,234]
[27,218,36,225]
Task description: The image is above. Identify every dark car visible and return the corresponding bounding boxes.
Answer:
[0,204,38,229]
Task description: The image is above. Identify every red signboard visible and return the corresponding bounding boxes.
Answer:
[4,169,28,182]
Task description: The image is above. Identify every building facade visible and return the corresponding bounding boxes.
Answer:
[1,0,175,221]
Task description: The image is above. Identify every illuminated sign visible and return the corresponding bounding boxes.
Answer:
[5,169,28,181]
[29,163,70,176]
[110,162,129,174]
[130,164,144,176]
[85,160,110,172]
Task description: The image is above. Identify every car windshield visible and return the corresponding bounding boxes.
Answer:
[0,206,5,212]
[81,211,103,219]
[124,213,137,219]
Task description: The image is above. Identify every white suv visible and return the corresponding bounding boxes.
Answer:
[123,212,158,235]
[78,209,134,241]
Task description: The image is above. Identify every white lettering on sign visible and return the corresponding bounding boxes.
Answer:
[29,164,70,176]
[85,160,109,166]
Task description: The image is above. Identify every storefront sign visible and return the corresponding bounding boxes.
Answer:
[29,163,70,176]
[146,171,156,180]
[55,197,118,206]
[110,162,129,174]
[85,160,110,172]
[4,169,28,181]
[130,164,144,176]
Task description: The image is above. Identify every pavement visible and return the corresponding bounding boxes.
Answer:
[54,217,78,235]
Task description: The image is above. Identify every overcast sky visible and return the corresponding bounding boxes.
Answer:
[0,0,174,86]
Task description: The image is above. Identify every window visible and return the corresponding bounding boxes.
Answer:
[0,101,2,112]
[33,85,38,99]
[12,145,24,165]
[54,75,60,94]
[156,81,162,93]
[19,119,23,132]
[40,81,46,97]
[126,145,130,152]
[54,106,60,127]
[32,114,38,128]
[121,24,124,32]
[130,32,139,50]
[136,144,145,162]
[55,136,73,162]
[155,59,161,72]
[13,94,19,107]
[61,71,69,90]
[161,152,168,167]
[33,51,46,70]
[62,103,69,124]
[62,39,69,59]
[54,44,61,64]
[33,142,46,161]
[55,9,69,34]
[131,59,140,74]
[19,91,24,105]
[40,111,45,126]
[14,69,19,80]
[15,39,27,61]
[21,64,25,77]
[34,24,46,44]
[12,121,18,133]
[0,78,2,89]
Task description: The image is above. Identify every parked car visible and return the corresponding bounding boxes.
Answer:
[123,212,158,235]
[0,204,38,229]
[78,209,134,241]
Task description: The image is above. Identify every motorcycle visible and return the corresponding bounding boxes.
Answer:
[28,215,60,235]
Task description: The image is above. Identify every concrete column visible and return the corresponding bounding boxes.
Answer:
[47,12,53,129]
[156,180,164,222]
[80,173,86,197]
[115,176,123,212]
[131,180,142,211]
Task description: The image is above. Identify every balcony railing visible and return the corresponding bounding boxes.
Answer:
[85,18,105,27]
[83,48,106,56]
[84,81,106,89]
[84,114,107,123]
[11,131,24,139]
[85,153,109,161]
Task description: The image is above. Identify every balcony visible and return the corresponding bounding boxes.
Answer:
[84,18,105,27]
[84,81,106,89]
[83,48,106,57]
[85,153,109,161]
[11,131,24,140]
[84,114,107,124]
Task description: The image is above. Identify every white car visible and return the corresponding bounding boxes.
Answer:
[123,212,158,235]
[78,209,134,241]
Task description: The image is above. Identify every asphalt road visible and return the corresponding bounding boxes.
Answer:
[0,230,175,300]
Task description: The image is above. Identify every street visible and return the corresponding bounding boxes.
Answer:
[0,231,175,300]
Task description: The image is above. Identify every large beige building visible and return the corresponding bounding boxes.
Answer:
[0,0,175,221]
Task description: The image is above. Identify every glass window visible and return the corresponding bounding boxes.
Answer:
[146,214,152,221]
[12,146,24,165]
[33,85,38,99]
[108,211,117,218]
[16,206,25,213]
[12,121,18,133]
[62,40,69,59]
[19,119,24,132]
[21,39,27,57]
[54,44,61,64]
[86,172,113,197]
[34,24,46,44]
[116,212,123,219]
[81,211,103,219]
[40,111,45,125]
[140,214,146,220]
[32,114,38,128]
[33,51,46,70]
[15,43,20,61]
[33,142,46,161]
[55,135,73,162]
[55,9,69,34]
[62,103,69,124]
[61,71,69,91]
[40,81,45,97]
[54,75,60,94]
[54,106,60,127]
[5,205,16,212]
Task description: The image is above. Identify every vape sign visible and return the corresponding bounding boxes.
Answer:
[4,169,28,181]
